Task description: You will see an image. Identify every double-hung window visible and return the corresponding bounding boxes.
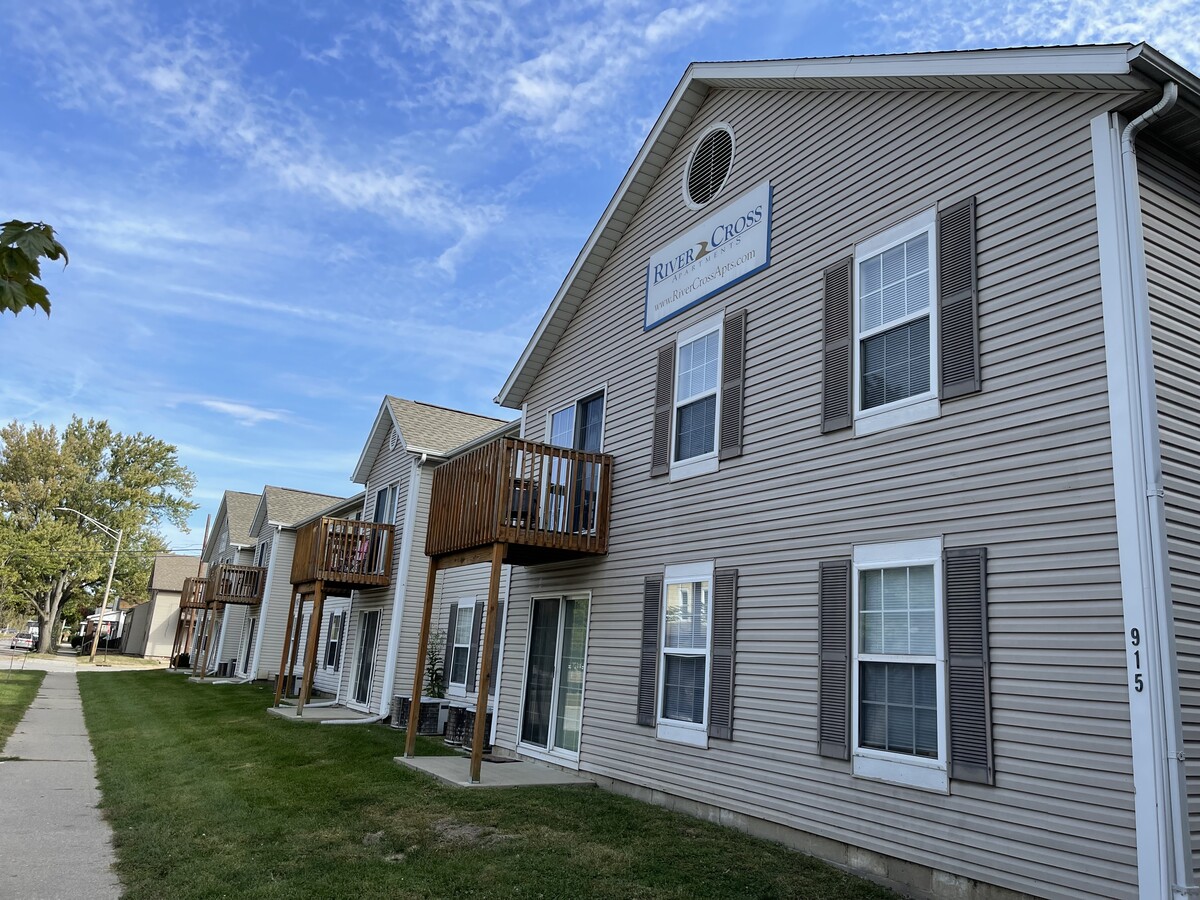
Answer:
[672,313,723,479]
[657,561,713,746]
[448,599,475,690]
[851,538,947,792]
[853,209,938,434]
[324,611,345,671]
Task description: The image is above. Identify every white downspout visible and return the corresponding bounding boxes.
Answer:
[1117,82,1193,900]
[1094,82,1192,899]
[375,456,424,719]
[248,525,282,680]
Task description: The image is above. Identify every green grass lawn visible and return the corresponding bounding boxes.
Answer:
[0,669,46,752]
[79,672,896,900]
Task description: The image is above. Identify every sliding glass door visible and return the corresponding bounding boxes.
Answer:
[351,609,381,708]
[520,596,589,756]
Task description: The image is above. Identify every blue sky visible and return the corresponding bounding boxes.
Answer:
[3,0,1198,551]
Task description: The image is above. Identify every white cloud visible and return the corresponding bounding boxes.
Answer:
[196,400,289,427]
[861,0,1200,71]
[10,1,499,276]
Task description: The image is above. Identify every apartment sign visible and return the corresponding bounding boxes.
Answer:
[644,180,772,330]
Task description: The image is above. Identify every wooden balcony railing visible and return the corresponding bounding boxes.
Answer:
[208,563,267,606]
[291,517,395,590]
[179,576,209,609]
[426,437,612,565]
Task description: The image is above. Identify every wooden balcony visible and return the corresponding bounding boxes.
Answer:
[208,563,267,606]
[291,517,395,592]
[426,437,612,567]
[179,576,209,610]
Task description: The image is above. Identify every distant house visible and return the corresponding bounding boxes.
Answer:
[120,554,202,659]
[274,396,512,726]
[414,44,1200,899]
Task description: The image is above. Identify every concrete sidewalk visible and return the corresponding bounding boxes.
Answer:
[0,671,121,899]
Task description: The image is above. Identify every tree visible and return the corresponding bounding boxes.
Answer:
[0,417,197,653]
[1,220,68,316]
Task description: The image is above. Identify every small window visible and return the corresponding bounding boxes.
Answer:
[448,600,474,688]
[684,124,735,208]
[851,538,946,791]
[853,210,938,433]
[373,485,398,525]
[656,561,714,746]
[671,313,722,480]
[255,539,271,568]
[323,611,344,671]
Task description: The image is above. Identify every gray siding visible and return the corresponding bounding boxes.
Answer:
[340,422,410,712]
[256,529,297,681]
[1142,142,1200,883]
[497,87,1137,898]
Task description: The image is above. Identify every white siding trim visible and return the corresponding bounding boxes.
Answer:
[378,457,422,716]
[1091,110,1191,899]
[249,524,282,679]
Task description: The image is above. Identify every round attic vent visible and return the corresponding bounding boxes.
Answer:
[684,124,735,208]
[389,430,400,451]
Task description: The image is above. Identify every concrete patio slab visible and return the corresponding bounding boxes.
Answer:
[396,755,595,788]
[267,704,376,723]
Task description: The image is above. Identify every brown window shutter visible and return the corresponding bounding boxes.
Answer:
[651,346,674,477]
[938,197,981,399]
[818,559,851,760]
[488,601,504,696]
[719,310,747,461]
[442,605,457,691]
[945,546,993,784]
[709,568,737,740]
[821,258,853,433]
[466,601,484,692]
[637,576,663,726]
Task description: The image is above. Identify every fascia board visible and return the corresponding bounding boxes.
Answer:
[351,399,406,484]
[1129,43,1200,106]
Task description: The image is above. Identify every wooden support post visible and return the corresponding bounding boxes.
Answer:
[470,542,506,784]
[284,594,305,702]
[195,605,216,679]
[273,590,299,707]
[404,558,440,758]
[297,582,325,717]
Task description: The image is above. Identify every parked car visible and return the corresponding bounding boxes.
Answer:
[10,632,36,651]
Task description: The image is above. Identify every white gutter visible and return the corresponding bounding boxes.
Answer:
[1090,82,1193,899]
[375,456,424,719]
[248,524,283,679]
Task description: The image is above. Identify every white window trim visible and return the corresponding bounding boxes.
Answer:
[850,537,947,793]
[515,592,592,762]
[447,597,476,695]
[670,312,724,482]
[656,561,715,747]
[544,384,608,451]
[852,208,940,437]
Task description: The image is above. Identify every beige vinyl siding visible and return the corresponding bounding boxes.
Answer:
[256,529,296,681]
[340,423,410,712]
[497,87,1137,899]
[309,597,350,695]
[1141,141,1200,883]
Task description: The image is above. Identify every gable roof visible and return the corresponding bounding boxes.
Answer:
[148,554,203,592]
[293,491,367,530]
[351,396,513,483]
[249,485,349,537]
[495,43,1200,409]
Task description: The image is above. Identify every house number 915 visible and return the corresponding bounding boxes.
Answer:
[1130,627,1145,693]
